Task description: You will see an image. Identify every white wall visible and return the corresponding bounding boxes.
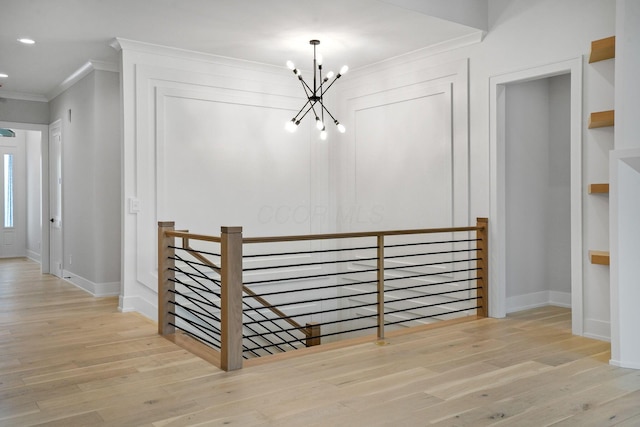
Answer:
[49,69,121,296]
[610,0,640,368]
[25,130,41,261]
[0,98,49,125]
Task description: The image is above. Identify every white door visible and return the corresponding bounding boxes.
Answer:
[49,122,63,277]
[0,139,26,258]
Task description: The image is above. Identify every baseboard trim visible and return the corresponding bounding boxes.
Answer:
[610,358,640,370]
[583,318,611,342]
[506,290,571,313]
[119,295,157,321]
[26,250,41,263]
[62,269,121,297]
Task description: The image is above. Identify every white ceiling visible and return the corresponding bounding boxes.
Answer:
[0,0,486,101]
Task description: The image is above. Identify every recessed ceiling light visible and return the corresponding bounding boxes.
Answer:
[18,38,35,45]
[0,73,8,78]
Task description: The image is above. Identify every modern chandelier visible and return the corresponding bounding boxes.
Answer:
[285,39,348,140]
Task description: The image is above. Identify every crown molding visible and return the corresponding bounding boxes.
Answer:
[0,90,48,102]
[112,37,285,75]
[353,31,484,76]
[46,59,119,101]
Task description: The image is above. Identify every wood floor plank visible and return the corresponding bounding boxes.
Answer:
[1,258,639,426]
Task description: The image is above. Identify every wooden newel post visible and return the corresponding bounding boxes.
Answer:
[476,217,489,317]
[221,226,243,371]
[305,322,321,347]
[158,221,176,336]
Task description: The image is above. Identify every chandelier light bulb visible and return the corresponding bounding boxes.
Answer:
[286,60,295,70]
[337,123,346,133]
[339,65,349,76]
[317,54,323,66]
[285,120,298,133]
[316,118,324,130]
[320,129,328,140]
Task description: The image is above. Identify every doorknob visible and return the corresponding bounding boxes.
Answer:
[50,218,55,223]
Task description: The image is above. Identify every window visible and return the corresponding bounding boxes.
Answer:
[4,154,13,228]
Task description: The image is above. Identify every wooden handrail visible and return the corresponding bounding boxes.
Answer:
[242,225,483,244]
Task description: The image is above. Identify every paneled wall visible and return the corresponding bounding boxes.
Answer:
[117,40,470,319]
[118,40,334,317]
[335,60,469,233]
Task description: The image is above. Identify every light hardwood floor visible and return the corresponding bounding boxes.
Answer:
[1,258,639,426]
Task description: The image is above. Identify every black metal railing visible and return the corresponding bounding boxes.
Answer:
[158,218,488,371]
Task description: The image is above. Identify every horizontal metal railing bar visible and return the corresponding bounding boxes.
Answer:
[242,251,478,273]
[383,249,478,260]
[243,286,478,326]
[246,275,476,300]
[384,277,478,293]
[171,307,222,341]
[243,283,478,317]
[242,255,378,272]
[384,267,481,282]
[243,266,379,286]
[383,257,480,271]
[170,292,221,315]
[170,279,220,301]
[242,225,483,244]
[243,279,378,298]
[171,263,220,283]
[242,244,378,258]
[243,297,480,341]
[170,313,221,344]
[384,238,480,248]
[243,323,380,347]
[243,264,479,288]
[171,245,221,258]
[384,287,481,304]
[242,289,380,311]
[383,305,480,327]
[170,273,220,295]
[241,238,479,260]
[170,257,223,274]
[242,300,378,326]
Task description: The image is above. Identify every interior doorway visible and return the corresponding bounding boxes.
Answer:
[489,58,584,335]
[48,120,63,278]
[504,75,572,312]
[0,121,50,274]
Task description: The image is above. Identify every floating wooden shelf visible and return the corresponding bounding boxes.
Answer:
[588,110,615,129]
[588,183,609,194]
[589,36,615,63]
[589,250,610,266]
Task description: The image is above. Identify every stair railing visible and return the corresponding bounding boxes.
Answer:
[158,218,488,371]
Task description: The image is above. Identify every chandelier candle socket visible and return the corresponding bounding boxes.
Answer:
[285,40,348,139]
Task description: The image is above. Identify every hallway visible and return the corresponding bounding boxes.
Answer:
[1,258,639,426]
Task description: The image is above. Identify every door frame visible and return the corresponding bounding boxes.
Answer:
[489,57,584,335]
[0,120,50,272]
